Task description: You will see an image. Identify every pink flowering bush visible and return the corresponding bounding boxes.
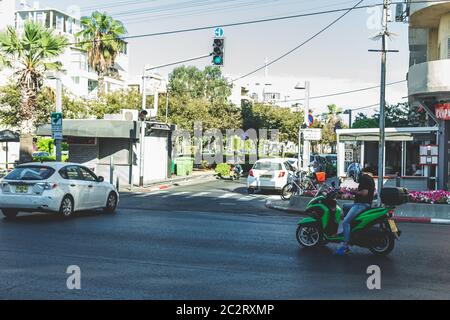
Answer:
[408,190,450,205]
[301,187,450,205]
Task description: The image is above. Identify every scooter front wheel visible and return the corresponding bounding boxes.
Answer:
[296,225,322,248]
[281,184,294,201]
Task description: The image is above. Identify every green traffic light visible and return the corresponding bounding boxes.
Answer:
[213,56,223,65]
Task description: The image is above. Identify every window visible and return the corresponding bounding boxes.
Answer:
[79,167,98,182]
[72,76,80,84]
[60,166,82,180]
[5,166,55,181]
[253,162,282,171]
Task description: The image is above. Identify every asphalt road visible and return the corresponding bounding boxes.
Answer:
[0,179,449,299]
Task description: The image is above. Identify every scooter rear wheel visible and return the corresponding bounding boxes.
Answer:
[369,232,395,256]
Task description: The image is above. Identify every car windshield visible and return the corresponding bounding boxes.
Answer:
[253,162,283,171]
[4,166,55,181]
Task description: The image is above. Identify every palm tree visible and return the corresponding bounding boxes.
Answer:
[0,21,68,162]
[76,12,127,97]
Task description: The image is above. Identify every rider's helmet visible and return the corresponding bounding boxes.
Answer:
[347,163,362,183]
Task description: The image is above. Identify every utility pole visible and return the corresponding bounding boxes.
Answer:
[369,0,398,205]
[139,66,148,187]
[55,78,62,162]
[295,81,311,171]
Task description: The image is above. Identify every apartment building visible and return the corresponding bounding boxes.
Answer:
[0,0,130,98]
[407,0,450,189]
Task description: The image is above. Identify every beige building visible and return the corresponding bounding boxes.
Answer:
[407,0,450,190]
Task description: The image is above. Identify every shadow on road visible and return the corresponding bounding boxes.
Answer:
[1,210,108,224]
[294,244,398,274]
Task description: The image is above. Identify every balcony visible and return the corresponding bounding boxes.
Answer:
[409,0,450,28]
[408,59,450,96]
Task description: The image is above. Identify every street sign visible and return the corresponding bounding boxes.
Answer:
[51,112,63,139]
[302,129,321,141]
[308,114,314,127]
[214,27,224,38]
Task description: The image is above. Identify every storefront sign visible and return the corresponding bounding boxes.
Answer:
[435,103,450,120]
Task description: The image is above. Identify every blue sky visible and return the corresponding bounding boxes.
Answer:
[36,0,410,114]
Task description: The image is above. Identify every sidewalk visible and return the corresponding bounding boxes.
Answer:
[120,170,216,193]
[265,196,450,225]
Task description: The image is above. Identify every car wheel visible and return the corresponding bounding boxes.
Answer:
[59,195,74,218]
[247,188,255,194]
[1,209,18,219]
[104,192,118,214]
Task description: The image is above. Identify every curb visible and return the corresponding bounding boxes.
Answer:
[121,174,216,194]
[265,201,450,225]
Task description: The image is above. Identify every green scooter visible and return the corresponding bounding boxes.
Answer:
[296,185,404,256]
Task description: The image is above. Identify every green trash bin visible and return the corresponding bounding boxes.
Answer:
[175,157,193,176]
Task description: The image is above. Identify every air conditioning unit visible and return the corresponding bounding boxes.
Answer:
[120,109,138,121]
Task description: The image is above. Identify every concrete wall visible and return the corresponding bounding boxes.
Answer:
[0,141,19,169]
[438,13,450,59]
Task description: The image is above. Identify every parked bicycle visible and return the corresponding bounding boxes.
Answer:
[281,168,326,201]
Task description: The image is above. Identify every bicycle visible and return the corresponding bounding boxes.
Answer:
[281,169,321,201]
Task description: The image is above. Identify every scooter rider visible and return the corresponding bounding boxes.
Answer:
[336,166,375,255]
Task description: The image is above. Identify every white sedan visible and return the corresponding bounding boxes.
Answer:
[247,158,295,194]
[0,162,119,219]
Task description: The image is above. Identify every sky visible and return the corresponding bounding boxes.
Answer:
[34,0,411,116]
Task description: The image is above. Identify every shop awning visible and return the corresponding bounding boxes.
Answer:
[0,129,19,142]
[36,120,139,139]
[337,127,439,142]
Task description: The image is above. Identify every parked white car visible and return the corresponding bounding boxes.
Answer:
[247,158,296,194]
[0,162,119,219]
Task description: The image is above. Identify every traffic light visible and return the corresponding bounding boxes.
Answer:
[212,38,224,66]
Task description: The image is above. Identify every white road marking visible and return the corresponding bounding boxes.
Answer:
[187,192,211,198]
[237,196,256,202]
[219,193,235,199]
[171,192,190,196]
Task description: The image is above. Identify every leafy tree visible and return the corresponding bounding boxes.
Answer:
[0,83,92,128]
[352,103,427,128]
[352,113,378,128]
[164,66,240,133]
[77,12,127,96]
[0,21,68,161]
[241,101,303,158]
[312,104,345,153]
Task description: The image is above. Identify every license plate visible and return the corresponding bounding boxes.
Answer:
[261,175,272,179]
[388,219,398,233]
[15,185,28,194]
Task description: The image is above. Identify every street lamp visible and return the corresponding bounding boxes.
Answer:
[343,109,353,128]
[294,81,311,170]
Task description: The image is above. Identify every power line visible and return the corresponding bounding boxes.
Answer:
[231,0,364,82]
[144,53,213,72]
[274,80,406,103]
[70,2,378,46]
